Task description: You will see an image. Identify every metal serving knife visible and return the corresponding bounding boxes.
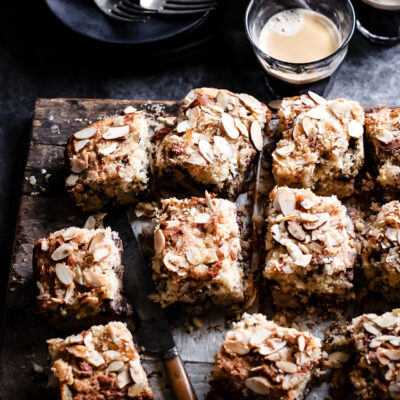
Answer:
[104,209,197,400]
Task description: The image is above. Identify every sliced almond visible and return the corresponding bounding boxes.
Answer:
[294,253,312,267]
[193,213,211,224]
[276,360,297,374]
[302,117,314,136]
[375,313,398,328]
[239,93,262,111]
[250,120,263,151]
[55,264,73,285]
[106,361,124,373]
[331,101,352,119]
[124,106,136,114]
[302,212,330,230]
[117,369,131,389]
[308,91,327,105]
[328,352,350,363]
[223,341,250,355]
[216,91,230,109]
[154,229,165,254]
[307,106,331,120]
[75,139,90,152]
[348,120,363,138]
[61,227,79,241]
[198,139,215,163]
[363,322,380,336]
[287,220,306,241]
[235,118,249,137]
[163,251,185,272]
[385,227,399,242]
[275,188,296,215]
[70,158,87,174]
[51,244,71,261]
[185,248,202,265]
[299,212,319,223]
[377,129,395,144]
[164,220,180,229]
[245,377,270,395]
[298,336,306,352]
[249,329,270,346]
[205,191,214,211]
[103,125,130,140]
[268,99,282,110]
[87,170,98,181]
[301,94,315,107]
[74,127,97,139]
[275,143,295,157]
[89,232,106,251]
[176,120,192,133]
[221,113,239,139]
[300,199,314,210]
[213,136,232,157]
[93,246,110,262]
[99,143,119,155]
[113,116,125,126]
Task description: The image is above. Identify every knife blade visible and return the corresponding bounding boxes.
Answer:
[104,208,197,400]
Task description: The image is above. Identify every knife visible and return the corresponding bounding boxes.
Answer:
[104,209,197,400]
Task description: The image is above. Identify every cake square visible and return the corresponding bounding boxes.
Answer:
[154,88,271,198]
[348,309,400,400]
[365,108,400,194]
[210,313,322,399]
[47,321,153,400]
[33,227,132,325]
[264,186,357,307]
[65,112,152,211]
[151,193,244,307]
[272,93,365,197]
[362,200,400,302]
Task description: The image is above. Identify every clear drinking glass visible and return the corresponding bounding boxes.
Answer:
[245,0,356,97]
[352,0,400,44]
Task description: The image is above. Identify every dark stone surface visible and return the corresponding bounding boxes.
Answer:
[0,0,399,314]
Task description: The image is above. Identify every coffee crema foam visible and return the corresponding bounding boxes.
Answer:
[259,9,341,64]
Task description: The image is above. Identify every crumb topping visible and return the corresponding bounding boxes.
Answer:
[212,313,321,399]
[66,112,152,211]
[155,88,271,195]
[152,194,243,307]
[34,227,127,319]
[349,310,400,400]
[273,94,365,195]
[264,186,357,300]
[47,322,153,399]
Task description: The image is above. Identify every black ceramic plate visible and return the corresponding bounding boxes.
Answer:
[45,0,209,44]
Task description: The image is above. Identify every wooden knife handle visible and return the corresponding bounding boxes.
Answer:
[163,347,197,400]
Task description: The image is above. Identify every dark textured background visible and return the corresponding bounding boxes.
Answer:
[0,1,399,315]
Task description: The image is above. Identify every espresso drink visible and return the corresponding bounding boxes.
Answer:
[353,0,400,43]
[259,9,340,63]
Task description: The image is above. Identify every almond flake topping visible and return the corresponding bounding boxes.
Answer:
[99,142,119,155]
[70,158,87,174]
[348,120,363,138]
[221,113,239,139]
[223,340,250,355]
[274,188,295,215]
[268,99,282,110]
[276,360,297,373]
[75,139,90,152]
[74,127,97,139]
[55,264,73,285]
[307,106,332,120]
[275,143,295,157]
[198,139,214,163]
[308,91,327,105]
[163,252,184,272]
[93,246,110,262]
[250,120,263,151]
[154,229,165,254]
[106,361,124,373]
[302,117,314,136]
[103,125,130,140]
[378,129,395,144]
[245,377,270,394]
[235,118,249,137]
[213,136,232,157]
[51,244,71,261]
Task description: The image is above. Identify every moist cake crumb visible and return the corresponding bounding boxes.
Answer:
[272,94,365,197]
[362,200,400,303]
[33,227,132,324]
[264,186,357,307]
[65,112,152,211]
[154,88,271,198]
[151,194,244,308]
[47,321,153,399]
[210,313,322,399]
[348,309,400,400]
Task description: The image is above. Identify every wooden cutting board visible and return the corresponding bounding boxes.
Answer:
[0,98,225,399]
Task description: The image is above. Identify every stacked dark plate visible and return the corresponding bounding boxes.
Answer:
[45,0,217,66]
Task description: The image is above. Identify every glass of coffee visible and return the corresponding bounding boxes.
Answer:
[353,0,400,44]
[245,0,355,97]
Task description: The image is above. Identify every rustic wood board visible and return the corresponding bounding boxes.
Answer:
[1,98,231,399]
